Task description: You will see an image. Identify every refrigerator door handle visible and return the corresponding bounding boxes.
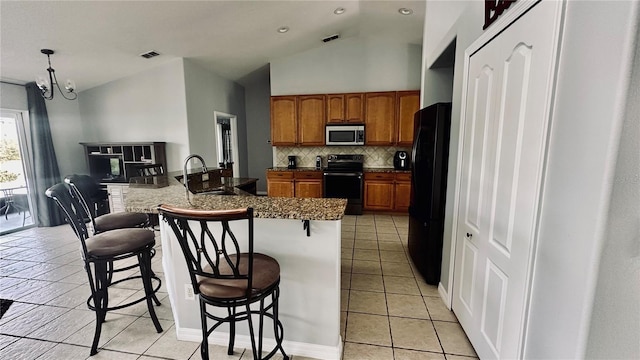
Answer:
[411,128,421,189]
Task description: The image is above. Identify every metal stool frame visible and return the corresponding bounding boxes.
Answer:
[158,205,288,360]
[46,183,163,355]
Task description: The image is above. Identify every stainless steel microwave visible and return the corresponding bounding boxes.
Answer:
[325,125,365,146]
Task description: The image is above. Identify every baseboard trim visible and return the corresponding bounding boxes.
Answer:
[438,282,451,310]
[176,327,342,360]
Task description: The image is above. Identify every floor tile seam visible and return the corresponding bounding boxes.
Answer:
[0,333,71,350]
[141,324,199,360]
[391,343,446,354]
[99,312,154,352]
[343,339,394,350]
[386,314,446,355]
[13,283,85,305]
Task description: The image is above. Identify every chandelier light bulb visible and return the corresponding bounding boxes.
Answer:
[36,76,49,91]
[65,79,76,93]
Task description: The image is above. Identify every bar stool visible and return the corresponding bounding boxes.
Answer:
[64,175,148,234]
[46,183,163,356]
[157,205,288,360]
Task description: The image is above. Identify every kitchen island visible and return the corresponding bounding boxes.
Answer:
[125,171,346,360]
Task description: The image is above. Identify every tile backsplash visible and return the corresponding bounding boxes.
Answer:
[274,146,411,168]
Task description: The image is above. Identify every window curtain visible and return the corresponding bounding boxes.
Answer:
[25,82,64,226]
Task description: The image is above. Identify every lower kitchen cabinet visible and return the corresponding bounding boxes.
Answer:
[294,171,323,198]
[364,173,395,210]
[267,171,295,197]
[393,173,412,212]
[267,170,322,198]
[364,172,412,212]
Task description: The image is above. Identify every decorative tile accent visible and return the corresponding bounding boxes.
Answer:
[274,146,411,168]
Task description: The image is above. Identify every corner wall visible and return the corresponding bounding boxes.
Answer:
[585,14,640,357]
[183,59,247,177]
[78,59,190,172]
[421,0,485,296]
[242,66,272,192]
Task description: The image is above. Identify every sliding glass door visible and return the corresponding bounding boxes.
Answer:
[0,110,34,234]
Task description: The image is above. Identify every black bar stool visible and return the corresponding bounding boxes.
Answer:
[157,205,288,360]
[64,175,149,234]
[46,183,163,356]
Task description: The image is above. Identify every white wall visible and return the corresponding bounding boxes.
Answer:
[527,1,639,358]
[270,37,422,95]
[46,95,86,177]
[78,59,190,172]
[183,59,247,176]
[585,17,640,358]
[422,0,485,294]
[0,83,28,110]
[242,65,272,192]
[423,1,467,66]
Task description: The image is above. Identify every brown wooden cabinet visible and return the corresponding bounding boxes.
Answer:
[393,172,412,212]
[327,94,345,124]
[294,171,323,198]
[297,95,326,145]
[271,95,325,146]
[327,93,364,124]
[267,170,323,198]
[266,171,295,197]
[345,93,364,123]
[396,91,421,146]
[273,90,419,146]
[364,172,395,210]
[364,92,396,145]
[270,96,297,146]
[364,172,412,212]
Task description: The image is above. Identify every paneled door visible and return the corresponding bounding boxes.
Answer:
[452,1,562,358]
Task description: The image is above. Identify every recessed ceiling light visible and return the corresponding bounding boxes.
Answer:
[398,8,413,15]
[277,26,289,33]
[334,7,346,15]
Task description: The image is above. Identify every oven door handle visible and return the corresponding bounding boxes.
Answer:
[323,172,362,177]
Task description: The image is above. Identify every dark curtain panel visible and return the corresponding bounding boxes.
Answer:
[25,82,64,226]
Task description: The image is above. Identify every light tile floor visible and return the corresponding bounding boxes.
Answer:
[0,214,477,360]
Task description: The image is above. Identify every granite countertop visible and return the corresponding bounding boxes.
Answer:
[268,167,322,172]
[268,167,410,173]
[126,171,347,220]
[364,167,411,173]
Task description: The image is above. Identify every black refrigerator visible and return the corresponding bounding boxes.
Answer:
[408,102,452,285]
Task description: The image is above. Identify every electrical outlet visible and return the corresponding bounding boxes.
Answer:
[185,284,195,300]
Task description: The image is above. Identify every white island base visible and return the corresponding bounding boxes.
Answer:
[159,217,342,360]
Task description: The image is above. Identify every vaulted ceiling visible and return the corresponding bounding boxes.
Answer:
[0,0,425,90]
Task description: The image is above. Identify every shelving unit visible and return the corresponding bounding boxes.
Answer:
[80,142,167,183]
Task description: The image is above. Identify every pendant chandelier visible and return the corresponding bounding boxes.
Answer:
[35,49,77,100]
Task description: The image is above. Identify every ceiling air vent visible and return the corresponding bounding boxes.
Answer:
[140,50,160,59]
[322,34,340,43]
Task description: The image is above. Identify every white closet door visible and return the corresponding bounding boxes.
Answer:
[452,2,562,358]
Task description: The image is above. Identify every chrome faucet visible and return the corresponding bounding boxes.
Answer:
[183,154,208,199]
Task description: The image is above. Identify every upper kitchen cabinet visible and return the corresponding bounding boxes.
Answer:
[365,92,396,145]
[297,95,326,145]
[271,96,297,146]
[327,93,364,124]
[396,91,420,146]
[271,95,325,146]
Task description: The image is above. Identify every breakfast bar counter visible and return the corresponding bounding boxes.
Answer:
[125,171,346,360]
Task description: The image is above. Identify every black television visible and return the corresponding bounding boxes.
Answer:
[88,155,125,182]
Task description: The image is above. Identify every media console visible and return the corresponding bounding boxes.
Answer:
[80,142,166,183]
